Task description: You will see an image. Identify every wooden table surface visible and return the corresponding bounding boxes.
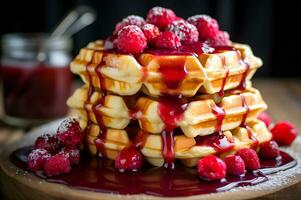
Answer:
[0,78,300,200]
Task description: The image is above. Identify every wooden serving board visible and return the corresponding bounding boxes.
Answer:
[1,120,301,200]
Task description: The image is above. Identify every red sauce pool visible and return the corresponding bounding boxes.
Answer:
[11,146,297,197]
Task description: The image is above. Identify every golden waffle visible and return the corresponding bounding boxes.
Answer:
[80,120,271,167]
[70,41,262,96]
[67,86,267,138]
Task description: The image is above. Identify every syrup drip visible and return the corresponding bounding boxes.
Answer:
[85,52,109,157]
[132,130,148,149]
[11,147,297,197]
[240,94,259,148]
[218,55,229,97]
[161,130,175,169]
[211,104,226,132]
[212,46,249,91]
[128,109,139,120]
[83,52,96,150]
[197,102,233,154]
[236,51,250,90]
[92,100,107,157]
[158,57,188,89]
[195,132,234,154]
[212,47,232,98]
[158,95,188,169]
[122,95,141,120]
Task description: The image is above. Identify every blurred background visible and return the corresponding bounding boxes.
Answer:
[0,0,300,77]
[0,0,300,128]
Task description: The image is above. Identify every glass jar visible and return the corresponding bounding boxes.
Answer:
[0,33,73,126]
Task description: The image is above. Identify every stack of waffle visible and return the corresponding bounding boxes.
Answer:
[67,40,272,168]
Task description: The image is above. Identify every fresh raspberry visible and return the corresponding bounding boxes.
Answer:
[34,134,61,154]
[236,148,260,170]
[58,147,81,165]
[197,155,227,181]
[206,31,231,46]
[257,112,272,127]
[167,20,199,43]
[146,6,177,30]
[56,118,83,148]
[141,23,160,44]
[187,14,219,39]
[259,140,280,159]
[115,146,143,172]
[44,154,71,177]
[27,149,51,172]
[116,25,147,54]
[270,121,298,146]
[155,31,181,49]
[224,155,245,176]
[115,15,146,33]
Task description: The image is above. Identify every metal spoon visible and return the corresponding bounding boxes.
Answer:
[37,6,97,61]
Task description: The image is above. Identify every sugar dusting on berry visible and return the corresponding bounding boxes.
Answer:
[28,149,50,161]
[57,118,78,133]
[150,6,166,16]
[167,20,199,43]
[115,15,145,32]
[187,14,211,24]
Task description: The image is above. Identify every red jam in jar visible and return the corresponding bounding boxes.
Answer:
[0,33,73,125]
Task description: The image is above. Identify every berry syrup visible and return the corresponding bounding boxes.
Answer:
[158,95,188,169]
[240,94,259,148]
[84,51,108,157]
[11,146,297,197]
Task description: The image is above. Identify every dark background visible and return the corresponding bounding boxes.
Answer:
[0,0,300,77]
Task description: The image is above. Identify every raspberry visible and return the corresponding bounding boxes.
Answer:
[259,140,280,159]
[115,15,146,33]
[116,25,147,54]
[58,147,81,165]
[236,148,260,170]
[197,155,227,181]
[141,23,160,44]
[34,134,61,154]
[155,31,181,49]
[56,118,83,148]
[115,146,143,172]
[146,7,177,30]
[27,149,51,172]
[187,14,219,39]
[167,20,199,43]
[270,121,298,146]
[207,31,231,46]
[257,112,272,127]
[44,154,71,177]
[224,155,245,176]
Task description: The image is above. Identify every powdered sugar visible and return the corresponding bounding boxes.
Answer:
[57,118,77,133]
[187,14,212,24]
[146,6,177,29]
[115,15,145,32]
[28,149,51,162]
[148,6,166,17]
[167,20,199,43]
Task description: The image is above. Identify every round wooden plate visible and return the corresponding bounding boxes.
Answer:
[1,119,301,200]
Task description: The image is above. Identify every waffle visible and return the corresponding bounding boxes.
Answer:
[80,120,271,167]
[67,86,267,138]
[70,41,262,96]
[67,25,269,170]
